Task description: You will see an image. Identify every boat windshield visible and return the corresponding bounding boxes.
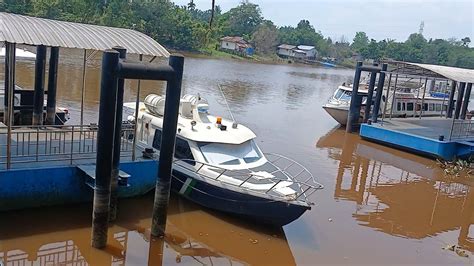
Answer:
[198,140,263,166]
[334,89,344,99]
[338,90,352,101]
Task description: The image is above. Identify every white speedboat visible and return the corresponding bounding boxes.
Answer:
[322,84,368,126]
[124,94,323,226]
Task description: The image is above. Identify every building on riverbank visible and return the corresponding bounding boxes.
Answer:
[277,44,318,61]
[219,36,254,57]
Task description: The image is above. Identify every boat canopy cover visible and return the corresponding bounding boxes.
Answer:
[0,12,170,57]
[387,61,474,83]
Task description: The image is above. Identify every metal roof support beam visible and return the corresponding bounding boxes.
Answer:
[460,83,472,120]
[454,82,466,119]
[46,47,59,125]
[446,81,457,118]
[32,45,47,125]
[4,42,16,169]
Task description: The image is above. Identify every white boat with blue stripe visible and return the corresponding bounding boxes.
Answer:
[124,94,323,226]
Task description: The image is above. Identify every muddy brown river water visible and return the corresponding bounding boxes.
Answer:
[0,50,473,265]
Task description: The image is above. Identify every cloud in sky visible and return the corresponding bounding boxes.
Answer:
[175,0,473,42]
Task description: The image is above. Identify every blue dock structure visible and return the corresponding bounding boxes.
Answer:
[0,12,184,249]
[349,61,474,160]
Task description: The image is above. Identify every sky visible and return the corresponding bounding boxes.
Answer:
[174,0,473,43]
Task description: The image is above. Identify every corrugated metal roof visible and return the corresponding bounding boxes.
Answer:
[297,45,315,50]
[0,12,170,57]
[408,62,474,83]
[277,44,296,50]
[220,36,247,44]
[388,61,474,83]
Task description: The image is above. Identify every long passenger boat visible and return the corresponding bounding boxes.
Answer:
[323,82,450,126]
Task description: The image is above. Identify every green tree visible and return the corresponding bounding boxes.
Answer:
[251,21,279,54]
[404,33,427,62]
[1,0,33,13]
[222,1,263,37]
[101,0,133,27]
[351,32,369,53]
[294,20,323,45]
[461,37,471,47]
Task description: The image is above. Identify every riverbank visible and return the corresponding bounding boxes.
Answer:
[172,48,356,69]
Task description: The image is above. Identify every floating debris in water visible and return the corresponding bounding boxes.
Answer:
[328,218,333,222]
[249,238,259,244]
[442,244,469,258]
[437,159,473,178]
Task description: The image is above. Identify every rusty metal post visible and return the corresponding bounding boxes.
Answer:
[372,64,387,122]
[109,46,126,222]
[151,55,184,236]
[346,61,363,133]
[91,49,119,249]
[363,63,378,123]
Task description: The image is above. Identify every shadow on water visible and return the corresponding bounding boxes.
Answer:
[316,128,474,252]
[0,194,295,265]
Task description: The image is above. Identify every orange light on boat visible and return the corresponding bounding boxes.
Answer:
[216,117,222,124]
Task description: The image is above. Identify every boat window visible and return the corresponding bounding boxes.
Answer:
[152,129,162,150]
[339,90,352,101]
[397,102,402,111]
[429,103,435,111]
[443,105,447,111]
[423,103,428,111]
[435,104,442,111]
[334,89,344,99]
[406,102,414,111]
[175,138,195,165]
[153,129,195,165]
[402,102,406,111]
[198,140,263,166]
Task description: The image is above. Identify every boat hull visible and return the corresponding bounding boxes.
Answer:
[171,169,310,226]
[323,105,349,126]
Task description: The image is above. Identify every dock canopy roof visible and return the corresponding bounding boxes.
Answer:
[387,61,474,83]
[0,12,170,57]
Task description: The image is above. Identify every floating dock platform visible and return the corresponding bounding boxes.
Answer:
[0,123,159,211]
[360,117,474,160]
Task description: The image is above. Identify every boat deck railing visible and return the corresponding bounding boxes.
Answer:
[449,119,474,141]
[0,123,135,169]
[174,153,323,204]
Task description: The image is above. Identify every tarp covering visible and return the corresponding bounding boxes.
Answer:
[388,61,474,83]
[0,12,170,57]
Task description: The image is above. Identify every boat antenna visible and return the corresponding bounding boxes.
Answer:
[218,84,236,122]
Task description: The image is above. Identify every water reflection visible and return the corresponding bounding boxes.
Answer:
[317,128,473,251]
[0,194,295,265]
